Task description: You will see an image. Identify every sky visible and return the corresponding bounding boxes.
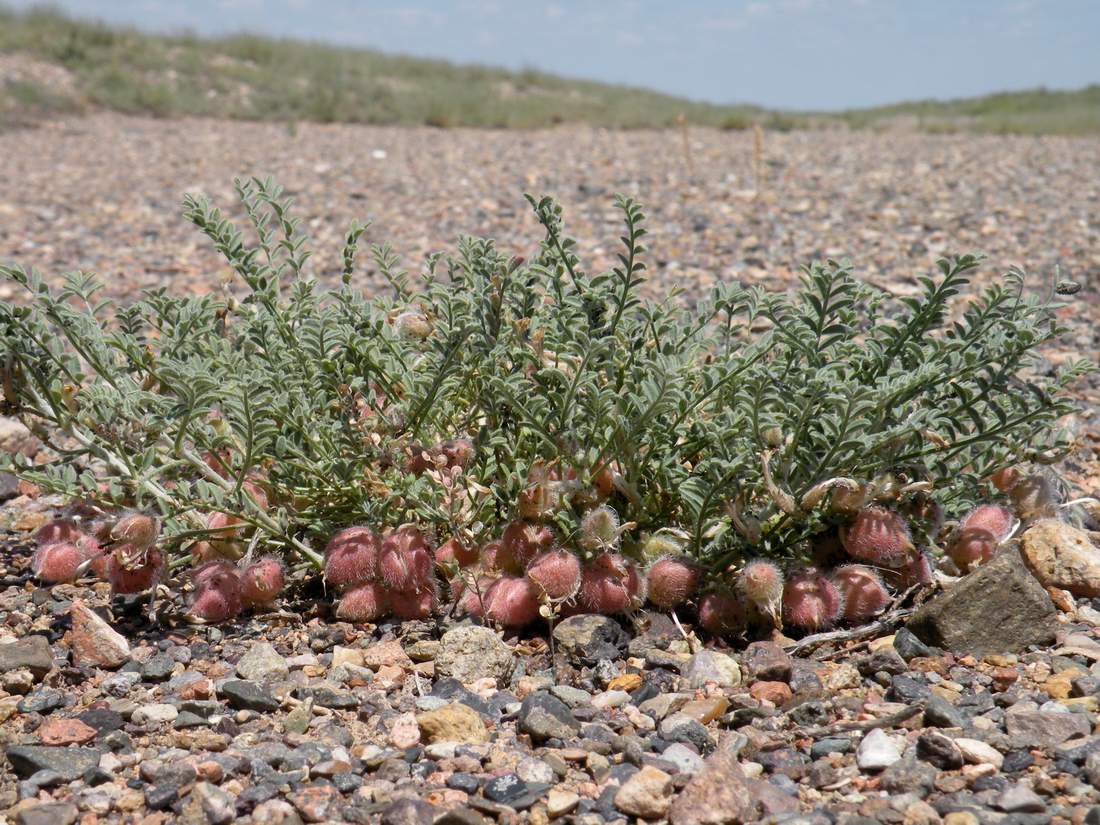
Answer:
[5,0,1098,109]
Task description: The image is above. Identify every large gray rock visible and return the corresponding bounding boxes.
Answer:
[551,614,628,665]
[235,642,288,682]
[906,546,1057,657]
[517,692,580,743]
[435,626,515,686]
[5,745,103,780]
[0,636,54,680]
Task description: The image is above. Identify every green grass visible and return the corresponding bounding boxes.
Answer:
[1,4,1097,135]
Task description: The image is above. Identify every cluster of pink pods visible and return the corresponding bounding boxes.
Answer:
[324,525,437,623]
[187,555,286,623]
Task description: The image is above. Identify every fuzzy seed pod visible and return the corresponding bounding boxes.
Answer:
[379,526,433,592]
[106,545,164,595]
[481,540,513,574]
[434,536,479,569]
[697,589,748,638]
[782,567,844,631]
[202,511,244,559]
[241,480,270,511]
[34,518,82,547]
[32,541,88,583]
[404,444,434,476]
[455,575,496,619]
[526,548,582,601]
[323,526,381,589]
[440,438,474,469]
[737,559,784,614]
[517,480,561,521]
[502,521,555,573]
[390,583,438,621]
[241,555,285,607]
[988,465,1021,493]
[577,553,644,615]
[111,512,160,550]
[395,310,432,340]
[579,506,622,552]
[187,562,242,624]
[335,581,389,623]
[960,504,1017,541]
[77,536,107,580]
[645,556,700,609]
[839,506,915,568]
[947,504,1017,573]
[483,576,541,628]
[829,482,870,515]
[638,532,687,562]
[831,564,891,623]
[202,449,233,479]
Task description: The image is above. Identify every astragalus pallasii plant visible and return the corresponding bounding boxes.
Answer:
[0,176,1090,635]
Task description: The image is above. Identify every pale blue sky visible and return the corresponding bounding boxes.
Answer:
[6,0,1097,109]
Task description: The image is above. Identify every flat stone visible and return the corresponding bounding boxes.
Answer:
[14,802,78,825]
[923,694,967,728]
[68,599,130,669]
[518,692,580,742]
[955,738,1004,769]
[390,711,422,748]
[37,717,97,746]
[906,547,1057,656]
[380,797,436,825]
[435,625,515,686]
[1021,519,1100,596]
[546,788,579,818]
[1005,707,1091,748]
[661,742,706,774]
[141,652,175,681]
[669,742,756,825]
[615,765,673,818]
[236,642,289,682]
[682,650,741,688]
[132,703,178,725]
[221,679,280,711]
[552,614,628,665]
[996,782,1047,813]
[0,635,54,679]
[194,781,237,825]
[416,702,488,744]
[857,729,902,771]
[5,745,103,780]
[741,641,792,682]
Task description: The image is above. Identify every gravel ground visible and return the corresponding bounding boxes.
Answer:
[2,116,1100,825]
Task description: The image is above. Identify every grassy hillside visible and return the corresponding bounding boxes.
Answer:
[1,5,1097,135]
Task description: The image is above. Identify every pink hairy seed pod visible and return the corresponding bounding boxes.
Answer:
[697,590,748,638]
[961,504,1017,541]
[988,466,1021,493]
[737,559,785,624]
[32,541,87,583]
[946,504,1016,573]
[481,540,513,573]
[75,535,106,580]
[434,536,479,569]
[638,532,686,562]
[440,438,474,470]
[782,567,844,632]
[34,518,82,546]
[378,526,433,591]
[404,444,433,476]
[829,482,869,515]
[110,512,160,550]
[831,564,891,623]
[455,575,497,618]
[517,481,561,522]
[526,548,582,601]
[394,310,432,341]
[335,581,389,623]
[390,582,438,621]
[577,553,644,615]
[645,556,701,609]
[187,562,242,624]
[483,576,541,628]
[106,544,164,594]
[579,506,622,553]
[241,555,286,607]
[839,506,915,568]
[323,526,381,590]
[502,521,555,573]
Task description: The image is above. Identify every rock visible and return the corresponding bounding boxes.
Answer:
[518,692,580,742]
[252,799,305,825]
[416,702,488,744]
[483,772,537,806]
[194,782,236,825]
[1021,519,1100,596]
[661,742,706,774]
[390,711,422,748]
[220,679,280,712]
[132,703,178,725]
[856,729,901,771]
[515,757,555,785]
[996,782,1047,813]
[923,694,967,728]
[435,625,515,685]
[13,802,78,825]
[741,641,792,682]
[615,765,673,819]
[669,742,756,825]
[0,635,54,680]
[68,600,130,669]
[288,784,341,823]
[893,627,932,661]
[955,738,1004,769]
[361,639,412,669]
[36,718,97,746]
[906,547,1057,656]
[5,745,102,780]
[380,797,436,825]
[659,713,714,753]
[682,650,741,688]
[916,731,963,769]
[878,758,936,797]
[1005,707,1091,748]
[749,681,792,705]
[236,642,289,682]
[552,614,628,665]
[546,787,580,818]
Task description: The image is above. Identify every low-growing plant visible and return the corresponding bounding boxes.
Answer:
[0,176,1091,631]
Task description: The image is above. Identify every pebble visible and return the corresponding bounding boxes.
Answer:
[683,650,742,688]
[857,728,902,771]
[236,642,289,682]
[435,625,515,685]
